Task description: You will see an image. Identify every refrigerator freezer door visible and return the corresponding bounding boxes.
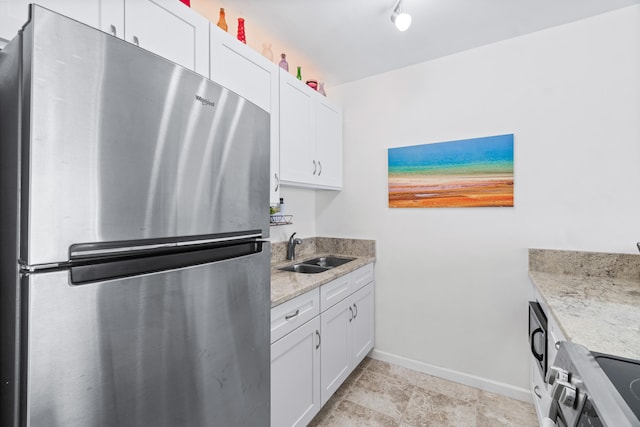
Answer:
[22,7,269,265]
[25,248,270,427]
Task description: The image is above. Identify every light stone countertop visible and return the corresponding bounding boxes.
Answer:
[269,237,376,308]
[528,249,640,360]
[271,254,375,307]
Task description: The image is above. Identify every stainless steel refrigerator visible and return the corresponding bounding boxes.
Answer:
[0,5,270,427]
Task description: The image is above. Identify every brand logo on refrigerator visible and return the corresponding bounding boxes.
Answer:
[195,95,215,107]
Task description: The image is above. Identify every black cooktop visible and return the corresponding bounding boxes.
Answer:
[594,353,640,421]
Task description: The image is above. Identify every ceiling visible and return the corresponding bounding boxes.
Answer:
[227,0,640,86]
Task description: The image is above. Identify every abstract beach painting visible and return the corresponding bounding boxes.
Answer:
[388,134,514,208]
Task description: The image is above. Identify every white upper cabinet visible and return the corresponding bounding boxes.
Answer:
[0,1,208,76]
[279,70,343,190]
[124,0,209,76]
[0,0,123,44]
[210,25,280,205]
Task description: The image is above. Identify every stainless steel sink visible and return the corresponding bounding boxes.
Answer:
[302,256,355,268]
[279,264,330,274]
[279,256,356,274]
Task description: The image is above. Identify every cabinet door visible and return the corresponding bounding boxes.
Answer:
[320,296,352,406]
[351,283,374,367]
[316,97,343,189]
[0,0,123,44]
[279,70,315,186]
[0,0,29,44]
[124,0,209,76]
[271,317,321,427]
[210,26,280,205]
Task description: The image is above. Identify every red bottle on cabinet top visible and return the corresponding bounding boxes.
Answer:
[237,18,246,44]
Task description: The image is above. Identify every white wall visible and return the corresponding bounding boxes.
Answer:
[317,5,640,397]
[268,187,317,243]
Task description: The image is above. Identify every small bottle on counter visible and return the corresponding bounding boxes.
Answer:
[296,66,302,80]
[279,198,285,217]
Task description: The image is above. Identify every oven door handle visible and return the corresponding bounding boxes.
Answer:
[530,327,545,362]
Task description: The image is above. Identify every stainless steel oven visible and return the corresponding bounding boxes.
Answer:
[529,301,548,378]
[546,341,640,427]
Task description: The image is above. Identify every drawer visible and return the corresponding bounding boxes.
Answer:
[271,289,320,343]
[351,263,374,292]
[320,273,351,312]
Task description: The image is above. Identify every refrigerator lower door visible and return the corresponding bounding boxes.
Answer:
[24,249,270,427]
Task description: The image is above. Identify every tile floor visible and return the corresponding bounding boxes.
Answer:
[309,358,538,427]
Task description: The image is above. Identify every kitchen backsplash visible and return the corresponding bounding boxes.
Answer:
[529,248,640,281]
[271,237,376,264]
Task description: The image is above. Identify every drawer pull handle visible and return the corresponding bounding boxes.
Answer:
[110,24,117,37]
[316,330,321,349]
[353,303,358,319]
[555,341,561,350]
[312,160,317,175]
[274,173,279,192]
[284,309,299,320]
[349,306,354,322]
[133,35,140,46]
[534,385,543,399]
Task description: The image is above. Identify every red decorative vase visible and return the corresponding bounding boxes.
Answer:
[237,18,246,44]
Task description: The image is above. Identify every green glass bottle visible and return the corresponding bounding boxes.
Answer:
[296,66,302,80]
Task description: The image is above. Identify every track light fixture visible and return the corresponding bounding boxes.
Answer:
[391,0,412,32]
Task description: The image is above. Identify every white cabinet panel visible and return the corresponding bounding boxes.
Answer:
[0,1,31,43]
[1,0,123,43]
[279,69,315,185]
[271,316,321,427]
[125,0,209,76]
[271,289,320,344]
[279,70,343,190]
[210,26,280,204]
[316,97,343,188]
[320,296,352,406]
[319,273,351,312]
[351,283,374,366]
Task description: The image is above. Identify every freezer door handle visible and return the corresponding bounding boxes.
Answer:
[70,240,264,285]
[70,232,263,260]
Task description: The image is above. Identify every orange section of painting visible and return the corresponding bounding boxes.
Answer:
[388,174,514,208]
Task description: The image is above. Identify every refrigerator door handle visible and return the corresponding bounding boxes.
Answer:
[70,232,263,260]
[69,239,264,285]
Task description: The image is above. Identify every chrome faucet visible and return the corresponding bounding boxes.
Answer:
[287,232,303,260]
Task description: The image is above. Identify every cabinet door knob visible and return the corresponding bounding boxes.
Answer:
[312,160,317,175]
[109,24,117,37]
[315,330,321,349]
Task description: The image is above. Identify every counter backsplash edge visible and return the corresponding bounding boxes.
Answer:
[270,237,376,264]
[529,248,640,281]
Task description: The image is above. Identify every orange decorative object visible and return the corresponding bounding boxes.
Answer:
[237,17,246,44]
[217,8,228,32]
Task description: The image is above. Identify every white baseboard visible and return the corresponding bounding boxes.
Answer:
[369,349,532,404]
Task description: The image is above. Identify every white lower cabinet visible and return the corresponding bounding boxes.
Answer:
[271,316,321,427]
[320,296,352,406]
[271,264,375,427]
[320,282,374,405]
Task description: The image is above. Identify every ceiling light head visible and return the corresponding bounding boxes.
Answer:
[391,0,412,31]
